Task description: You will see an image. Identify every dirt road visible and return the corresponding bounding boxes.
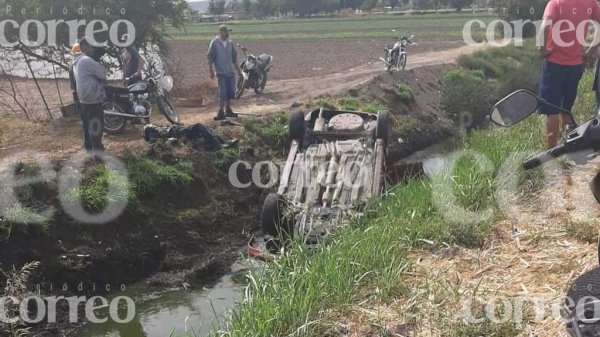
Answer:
[1,42,487,159]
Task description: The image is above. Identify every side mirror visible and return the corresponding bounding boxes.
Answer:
[490,90,539,127]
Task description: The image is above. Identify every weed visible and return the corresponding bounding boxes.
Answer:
[1,261,40,337]
[126,158,195,196]
[215,148,240,171]
[1,203,50,239]
[565,218,600,243]
[397,83,413,103]
[263,112,289,151]
[338,97,361,111]
[361,102,387,113]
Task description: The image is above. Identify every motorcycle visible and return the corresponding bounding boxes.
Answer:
[103,74,180,134]
[380,32,414,71]
[490,89,600,337]
[235,44,273,99]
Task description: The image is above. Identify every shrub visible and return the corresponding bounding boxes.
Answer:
[397,83,413,103]
[1,203,50,239]
[440,69,495,129]
[338,97,361,111]
[215,148,240,170]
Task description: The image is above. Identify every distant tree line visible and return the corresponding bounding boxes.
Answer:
[207,0,474,16]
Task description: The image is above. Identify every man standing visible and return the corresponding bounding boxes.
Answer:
[74,38,107,152]
[119,34,146,86]
[538,0,600,148]
[207,25,242,121]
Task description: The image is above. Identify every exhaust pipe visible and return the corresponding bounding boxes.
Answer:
[379,57,390,66]
[104,111,150,119]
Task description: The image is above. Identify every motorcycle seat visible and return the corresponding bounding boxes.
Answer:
[104,85,129,98]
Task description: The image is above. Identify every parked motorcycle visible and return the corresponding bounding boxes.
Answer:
[103,74,180,134]
[235,44,273,99]
[380,32,414,71]
[490,89,600,337]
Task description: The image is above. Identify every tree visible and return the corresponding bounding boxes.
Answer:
[0,0,187,76]
[431,0,449,10]
[449,0,473,11]
[228,0,240,11]
[362,0,379,10]
[492,0,546,37]
[255,0,276,17]
[401,0,410,7]
[415,0,430,9]
[242,0,253,12]
[389,0,400,9]
[208,0,227,14]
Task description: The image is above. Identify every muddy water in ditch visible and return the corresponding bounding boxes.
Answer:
[391,139,458,180]
[76,268,247,337]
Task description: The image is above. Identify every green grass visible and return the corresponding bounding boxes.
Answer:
[1,203,50,239]
[212,44,600,336]
[338,96,387,112]
[215,148,241,170]
[169,14,495,41]
[397,83,413,103]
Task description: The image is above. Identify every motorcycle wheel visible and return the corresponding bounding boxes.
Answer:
[103,101,128,135]
[157,95,180,125]
[254,72,267,95]
[399,54,407,70]
[236,77,247,99]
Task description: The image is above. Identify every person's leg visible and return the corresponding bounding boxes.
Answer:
[546,114,561,148]
[538,60,566,148]
[79,104,92,151]
[559,64,584,134]
[88,103,104,152]
[225,75,238,117]
[215,75,226,120]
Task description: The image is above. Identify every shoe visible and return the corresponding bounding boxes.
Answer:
[214,111,225,121]
[225,107,238,118]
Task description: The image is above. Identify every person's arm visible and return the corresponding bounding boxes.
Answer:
[87,58,106,82]
[132,49,145,77]
[207,40,216,80]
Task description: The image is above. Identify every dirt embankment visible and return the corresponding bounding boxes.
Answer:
[345,64,456,161]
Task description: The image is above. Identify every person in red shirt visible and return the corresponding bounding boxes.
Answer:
[539,0,600,148]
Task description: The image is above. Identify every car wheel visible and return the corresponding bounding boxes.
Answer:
[376,110,389,143]
[288,110,305,145]
[261,193,293,239]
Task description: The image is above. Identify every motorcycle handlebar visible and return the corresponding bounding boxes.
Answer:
[523,144,567,170]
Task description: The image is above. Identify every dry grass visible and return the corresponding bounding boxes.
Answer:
[322,162,600,337]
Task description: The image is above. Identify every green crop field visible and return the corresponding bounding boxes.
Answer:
[167,13,497,41]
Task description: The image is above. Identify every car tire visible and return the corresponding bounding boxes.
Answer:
[261,193,293,239]
[376,110,389,143]
[289,110,305,144]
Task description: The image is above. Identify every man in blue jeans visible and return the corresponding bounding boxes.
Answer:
[207,25,242,121]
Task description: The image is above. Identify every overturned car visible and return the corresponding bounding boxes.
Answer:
[252,107,389,253]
